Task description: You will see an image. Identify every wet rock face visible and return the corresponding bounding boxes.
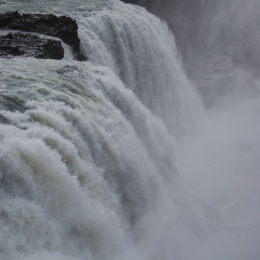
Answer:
[120,0,140,3]
[0,33,64,59]
[0,11,86,60]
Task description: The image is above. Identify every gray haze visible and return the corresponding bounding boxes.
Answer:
[123,0,259,105]
[0,1,259,260]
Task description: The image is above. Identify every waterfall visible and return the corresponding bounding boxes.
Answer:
[0,1,206,260]
[78,1,203,136]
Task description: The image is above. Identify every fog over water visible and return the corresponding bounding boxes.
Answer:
[159,1,260,259]
[140,0,260,105]
[0,0,260,260]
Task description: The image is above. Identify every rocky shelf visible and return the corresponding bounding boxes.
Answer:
[0,32,64,59]
[0,11,86,60]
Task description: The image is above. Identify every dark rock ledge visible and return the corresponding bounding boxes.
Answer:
[0,33,64,59]
[0,11,86,60]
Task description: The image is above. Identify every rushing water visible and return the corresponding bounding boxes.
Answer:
[1,1,260,260]
[0,1,205,260]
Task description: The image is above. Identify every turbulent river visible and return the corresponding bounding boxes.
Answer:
[0,1,260,260]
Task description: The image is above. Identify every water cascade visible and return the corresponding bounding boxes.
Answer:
[1,0,259,260]
[0,1,205,260]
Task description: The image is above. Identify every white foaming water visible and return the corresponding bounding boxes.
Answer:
[2,0,259,260]
[0,57,204,260]
[78,1,203,137]
[0,1,206,259]
[1,0,203,138]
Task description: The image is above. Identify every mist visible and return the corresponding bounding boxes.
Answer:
[123,1,260,259]
[0,1,259,260]
[164,1,260,259]
[136,0,260,106]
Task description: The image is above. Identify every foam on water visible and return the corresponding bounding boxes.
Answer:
[0,53,205,260]
[5,0,257,260]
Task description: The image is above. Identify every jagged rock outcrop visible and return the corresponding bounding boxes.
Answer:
[0,32,64,59]
[120,0,141,4]
[0,11,86,60]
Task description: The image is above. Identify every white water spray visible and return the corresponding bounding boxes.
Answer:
[1,0,259,260]
[0,1,206,259]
